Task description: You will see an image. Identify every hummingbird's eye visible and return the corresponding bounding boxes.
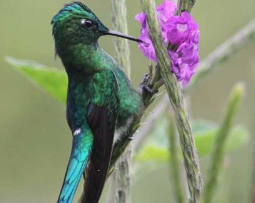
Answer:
[81,19,93,28]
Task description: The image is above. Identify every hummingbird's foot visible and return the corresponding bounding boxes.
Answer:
[140,72,158,94]
[143,84,159,94]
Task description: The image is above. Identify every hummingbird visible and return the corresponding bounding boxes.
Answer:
[51,2,142,203]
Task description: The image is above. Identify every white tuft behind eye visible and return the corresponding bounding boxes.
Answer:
[81,19,86,25]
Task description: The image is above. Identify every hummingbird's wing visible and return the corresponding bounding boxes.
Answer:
[82,70,119,203]
[57,126,93,203]
[57,70,119,203]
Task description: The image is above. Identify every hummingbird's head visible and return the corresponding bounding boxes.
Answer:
[52,2,142,53]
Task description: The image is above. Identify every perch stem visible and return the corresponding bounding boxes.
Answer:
[140,0,202,202]
[201,83,245,203]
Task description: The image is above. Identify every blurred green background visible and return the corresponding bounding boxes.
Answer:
[0,0,255,203]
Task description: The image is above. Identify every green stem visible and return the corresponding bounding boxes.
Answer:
[140,1,202,203]
[105,176,117,203]
[201,83,245,203]
[111,0,132,203]
[114,150,132,203]
[168,114,185,203]
[111,0,131,78]
[177,0,196,15]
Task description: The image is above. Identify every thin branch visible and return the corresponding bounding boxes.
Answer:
[201,83,245,203]
[111,0,131,78]
[105,176,117,203]
[133,17,255,149]
[114,150,132,203]
[111,1,132,203]
[168,113,185,203]
[177,0,196,15]
[252,144,255,203]
[140,1,202,203]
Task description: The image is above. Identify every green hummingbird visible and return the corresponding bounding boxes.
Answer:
[51,2,142,203]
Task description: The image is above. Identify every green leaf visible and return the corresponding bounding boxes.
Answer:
[194,121,250,156]
[135,144,169,163]
[135,119,250,163]
[6,56,67,104]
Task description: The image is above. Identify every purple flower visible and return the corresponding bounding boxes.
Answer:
[135,0,200,86]
[138,29,157,62]
[191,30,200,44]
[169,41,199,86]
[135,13,147,29]
[177,41,199,67]
[157,0,176,24]
[167,12,199,45]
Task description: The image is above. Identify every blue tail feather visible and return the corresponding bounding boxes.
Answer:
[57,128,93,203]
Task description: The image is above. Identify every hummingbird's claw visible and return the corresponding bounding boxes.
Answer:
[143,85,159,94]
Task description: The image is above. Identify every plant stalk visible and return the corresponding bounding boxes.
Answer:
[111,0,132,203]
[140,0,202,202]
[201,83,245,203]
[168,113,185,203]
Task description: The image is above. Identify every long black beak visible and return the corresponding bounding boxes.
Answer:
[106,30,144,43]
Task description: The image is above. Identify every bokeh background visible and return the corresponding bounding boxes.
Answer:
[0,0,255,203]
